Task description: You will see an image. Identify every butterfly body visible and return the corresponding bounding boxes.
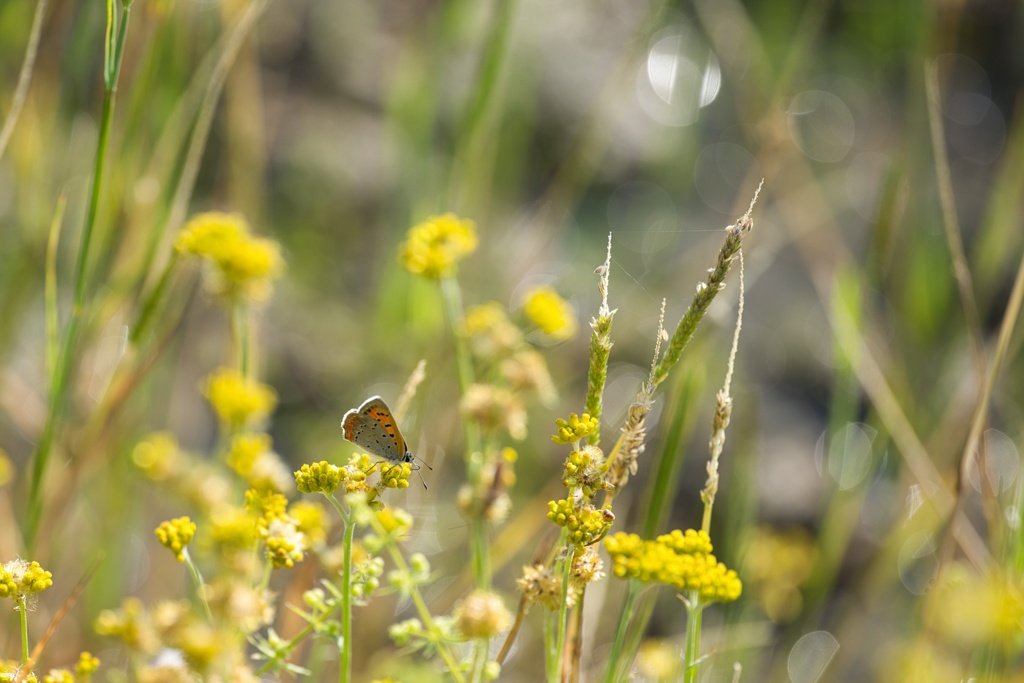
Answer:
[341,396,413,464]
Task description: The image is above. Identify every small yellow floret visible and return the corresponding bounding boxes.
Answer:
[552,413,598,445]
[400,213,478,279]
[155,517,197,562]
[175,212,283,302]
[603,529,742,603]
[546,499,613,548]
[523,285,577,340]
[202,368,277,430]
[380,462,412,489]
[0,559,53,598]
[131,432,182,481]
[227,432,272,476]
[294,461,344,494]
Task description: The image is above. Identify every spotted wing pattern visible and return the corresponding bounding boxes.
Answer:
[341,396,411,463]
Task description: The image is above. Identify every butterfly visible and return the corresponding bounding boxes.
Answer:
[341,396,414,464]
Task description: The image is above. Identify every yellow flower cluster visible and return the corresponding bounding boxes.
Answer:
[154,517,197,562]
[203,368,277,430]
[603,529,742,603]
[547,499,614,548]
[561,446,607,499]
[0,559,53,598]
[743,526,816,623]
[131,432,182,481]
[294,461,344,494]
[41,652,100,683]
[379,462,412,489]
[244,490,307,570]
[931,563,1024,649]
[400,213,478,279]
[461,302,524,359]
[175,212,283,303]
[288,500,328,547]
[523,285,577,340]
[552,413,599,445]
[1,662,34,683]
[226,433,271,477]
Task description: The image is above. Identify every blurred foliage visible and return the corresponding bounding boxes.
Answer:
[0,0,1022,680]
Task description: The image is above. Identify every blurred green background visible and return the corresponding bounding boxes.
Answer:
[0,0,1022,680]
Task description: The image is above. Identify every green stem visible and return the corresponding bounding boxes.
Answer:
[339,516,355,683]
[234,303,250,378]
[554,545,575,680]
[130,253,178,346]
[25,0,133,550]
[440,276,481,457]
[18,596,29,663]
[544,610,558,682]
[603,581,640,683]
[439,276,490,597]
[182,549,214,623]
[682,591,703,683]
[45,194,67,380]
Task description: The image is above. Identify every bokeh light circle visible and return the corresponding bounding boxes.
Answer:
[966,429,1019,495]
[814,422,875,490]
[787,90,855,162]
[637,25,721,127]
[897,530,938,596]
[787,631,840,683]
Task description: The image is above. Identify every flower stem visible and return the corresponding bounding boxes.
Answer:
[603,581,640,683]
[339,515,355,683]
[182,549,214,623]
[683,591,703,683]
[18,596,29,663]
[554,545,576,680]
[234,303,251,378]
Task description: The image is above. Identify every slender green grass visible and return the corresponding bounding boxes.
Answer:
[25,0,134,549]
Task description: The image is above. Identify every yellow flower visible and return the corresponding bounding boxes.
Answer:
[155,517,197,562]
[379,462,412,489]
[131,432,182,481]
[523,285,577,340]
[604,529,742,603]
[931,563,1024,648]
[175,212,283,303]
[400,213,478,278]
[0,559,53,598]
[207,505,259,551]
[547,499,614,548]
[75,652,101,679]
[226,433,271,476]
[288,500,328,546]
[461,302,524,359]
[294,461,344,494]
[202,368,277,430]
[1,661,37,683]
[552,413,599,445]
[265,518,306,569]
